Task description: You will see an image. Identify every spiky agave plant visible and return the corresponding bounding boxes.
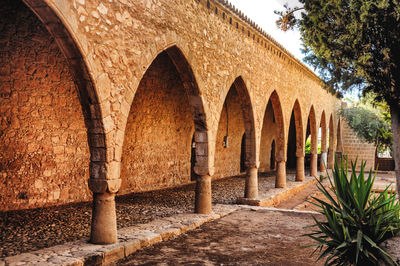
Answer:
[305,156,400,265]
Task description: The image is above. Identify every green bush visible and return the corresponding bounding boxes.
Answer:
[305,157,400,265]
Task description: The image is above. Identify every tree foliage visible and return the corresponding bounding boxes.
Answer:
[276,0,400,196]
[339,94,392,153]
[276,0,400,103]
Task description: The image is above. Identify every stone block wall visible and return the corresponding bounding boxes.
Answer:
[0,0,347,211]
[259,102,276,172]
[342,121,376,170]
[0,0,90,211]
[120,52,194,194]
[213,85,245,179]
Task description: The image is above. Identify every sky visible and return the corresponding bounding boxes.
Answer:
[228,0,304,61]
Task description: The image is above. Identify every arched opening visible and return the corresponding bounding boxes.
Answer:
[305,118,311,174]
[260,91,285,187]
[287,111,297,170]
[306,106,318,176]
[190,133,198,181]
[259,101,276,173]
[121,48,207,194]
[0,0,99,211]
[240,133,246,173]
[214,77,255,179]
[287,100,304,181]
[327,114,335,169]
[319,111,327,171]
[270,140,276,170]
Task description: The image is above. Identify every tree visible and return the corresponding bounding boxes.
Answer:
[276,0,400,195]
[339,103,392,154]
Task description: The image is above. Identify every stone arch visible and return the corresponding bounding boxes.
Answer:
[287,99,305,181]
[2,0,110,244]
[214,76,256,174]
[291,100,304,156]
[259,101,276,173]
[123,44,209,176]
[307,105,318,176]
[261,91,286,188]
[308,106,318,155]
[21,0,108,184]
[2,1,104,201]
[166,46,209,175]
[320,111,327,153]
[320,111,328,171]
[327,114,336,168]
[121,45,209,194]
[267,91,285,162]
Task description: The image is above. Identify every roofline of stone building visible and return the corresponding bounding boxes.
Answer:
[197,0,332,94]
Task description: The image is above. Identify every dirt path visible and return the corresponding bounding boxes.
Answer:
[118,208,324,266]
[275,181,320,209]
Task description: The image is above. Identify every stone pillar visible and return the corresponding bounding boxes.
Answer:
[320,152,327,172]
[88,178,121,244]
[327,150,334,169]
[275,161,286,188]
[195,174,212,214]
[311,153,318,177]
[90,192,117,244]
[245,167,258,199]
[296,156,305,181]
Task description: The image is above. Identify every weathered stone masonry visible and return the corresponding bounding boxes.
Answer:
[1,0,352,244]
[0,0,90,211]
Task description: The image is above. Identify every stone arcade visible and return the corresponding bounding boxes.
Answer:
[2,0,373,245]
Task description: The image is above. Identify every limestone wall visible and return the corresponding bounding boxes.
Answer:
[259,102,277,172]
[0,0,90,211]
[0,0,349,211]
[342,122,376,171]
[213,85,245,179]
[120,52,194,194]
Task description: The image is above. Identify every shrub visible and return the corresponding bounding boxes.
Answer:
[305,157,400,265]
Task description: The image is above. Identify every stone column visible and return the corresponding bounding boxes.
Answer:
[276,160,286,188]
[311,153,318,177]
[245,167,258,199]
[88,178,121,244]
[195,174,212,214]
[296,156,305,181]
[90,192,117,244]
[327,150,335,169]
[320,152,327,172]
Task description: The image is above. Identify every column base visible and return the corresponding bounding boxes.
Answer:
[90,192,117,244]
[295,156,305,182]
[276,161,286,188]
[245,167,258,199]
[195,174,212,214]
[311,153,318,177]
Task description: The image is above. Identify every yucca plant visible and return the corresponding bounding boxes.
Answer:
[305,156,400,265]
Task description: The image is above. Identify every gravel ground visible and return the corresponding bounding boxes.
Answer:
[0,172,295,258]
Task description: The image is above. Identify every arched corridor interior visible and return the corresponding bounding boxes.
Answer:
[0,0,90,211]
[305,117,311,174]
[286,111,297,171]
[120,51,195,194]
[190,133,198,181]
[259,101,276,173]
[214,84,245,178]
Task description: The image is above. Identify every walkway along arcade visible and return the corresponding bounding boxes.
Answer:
[0,0,343,244]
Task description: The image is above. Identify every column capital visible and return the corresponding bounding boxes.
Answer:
[88,178,121,193]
